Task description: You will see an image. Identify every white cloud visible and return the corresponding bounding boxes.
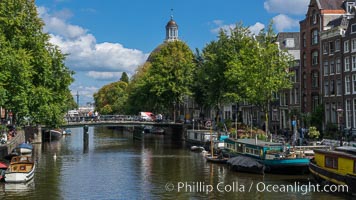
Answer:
[272,14,299,32]
[248,22,265,35]
[210,20,265,36]
[37,6,148,104]
[86,71,123,80]
[264,0,309,15]
[38,6,148,74]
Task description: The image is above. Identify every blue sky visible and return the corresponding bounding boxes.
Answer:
[34,0,309,106]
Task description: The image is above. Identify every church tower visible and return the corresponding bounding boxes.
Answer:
[165,14,178,42]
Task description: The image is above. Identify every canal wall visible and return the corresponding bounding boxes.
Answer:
[0,130,25,159]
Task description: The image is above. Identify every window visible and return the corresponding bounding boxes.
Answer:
[336,58,341,74]
[303,73,307,89]
[352,55,356,71]
[335,39,340,52]
[353,74,356,94]
[312,51,318,65]
[347,2,356,13]
[323,42,329,54]
[337,79,342,96]
[312,72,318,88]
[329,41,335,54]
[344,40,350,52]
[325,156,338,169]
[325,103,330,123]
[330,80,335,95]
[324,61,329,76]
[346,99,352,128]
[295,88,299,104]
[345,57,350,71]
[352,39,356,52]
[324,80,329,96]
[303,33,306,48]
[330,60,335,74]
[312,10,317,25]
[346,75,351,94]
[352,24,356,33]
[354,100,356,128]
[303,53,307,67]
[312,29,318,45]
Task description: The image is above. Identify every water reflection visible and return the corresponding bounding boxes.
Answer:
[0,126,352,199]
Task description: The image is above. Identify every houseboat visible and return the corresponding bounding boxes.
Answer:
[5,156,36,183]
[225,138,310,174]
[185,129,227,150]
[309,146,356,194]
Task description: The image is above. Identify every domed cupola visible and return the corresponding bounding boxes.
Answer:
[165,15,178,42]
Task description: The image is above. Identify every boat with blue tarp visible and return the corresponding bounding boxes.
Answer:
[225,138,310,174]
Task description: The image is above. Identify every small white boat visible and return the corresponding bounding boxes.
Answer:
[15,143,33,154]
[190,146,205,152]
[62,129,72,135]
[5,156,36,183]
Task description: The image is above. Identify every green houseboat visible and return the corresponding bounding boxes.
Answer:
[225,138,310,174]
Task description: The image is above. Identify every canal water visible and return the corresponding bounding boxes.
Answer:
[0,126,351,200]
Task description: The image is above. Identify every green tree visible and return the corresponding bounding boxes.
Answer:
[197,22,293,134]
[144,41,195,115]
[125,62,153,114]
[240,22,293,135]
[120,72,129,83]
[0,0,74,126]
[197,23,258,124]
[94,81,128,114]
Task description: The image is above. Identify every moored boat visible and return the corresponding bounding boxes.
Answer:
[150,127,165,135]
[62,129,72,135]
[205,155,229,164]
[49,129,62,140]
[190,146,205,152]
[225,138,310,174]
[309,146,356,194]
[227,156,265,175]
[0,161,8,181]
[5,156,36,183]
[15,143,33,154]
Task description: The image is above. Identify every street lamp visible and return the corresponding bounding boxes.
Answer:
[337,108,343,146]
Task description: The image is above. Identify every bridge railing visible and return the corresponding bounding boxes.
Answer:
[64,115,141,123]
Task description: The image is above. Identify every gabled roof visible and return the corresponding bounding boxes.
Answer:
[318,0,344,10]
[326,15,349,28]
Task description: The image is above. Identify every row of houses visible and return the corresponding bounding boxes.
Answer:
[184,0,356,136]
[158,1,356,136]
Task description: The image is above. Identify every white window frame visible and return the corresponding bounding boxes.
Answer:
[344,40,350,53]
[335,39,340,52]
[346,75,351,95]
[352,55,356,71]
[352,39,356,52]
[345,57,350,71]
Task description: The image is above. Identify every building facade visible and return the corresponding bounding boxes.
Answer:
[300,0,345,115]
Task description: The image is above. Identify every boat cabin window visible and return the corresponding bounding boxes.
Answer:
[325,156,338,169]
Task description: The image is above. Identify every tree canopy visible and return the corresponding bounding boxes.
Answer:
[0,0,75,127]
[93,81,128,115]
[123,41,195,115]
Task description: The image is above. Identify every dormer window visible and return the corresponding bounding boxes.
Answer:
[312,10,317,25]
[347,2,355,13]
[284,38,295,48]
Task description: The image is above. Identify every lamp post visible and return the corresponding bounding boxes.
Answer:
[337,108,343,146]
[173,101,176,123]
